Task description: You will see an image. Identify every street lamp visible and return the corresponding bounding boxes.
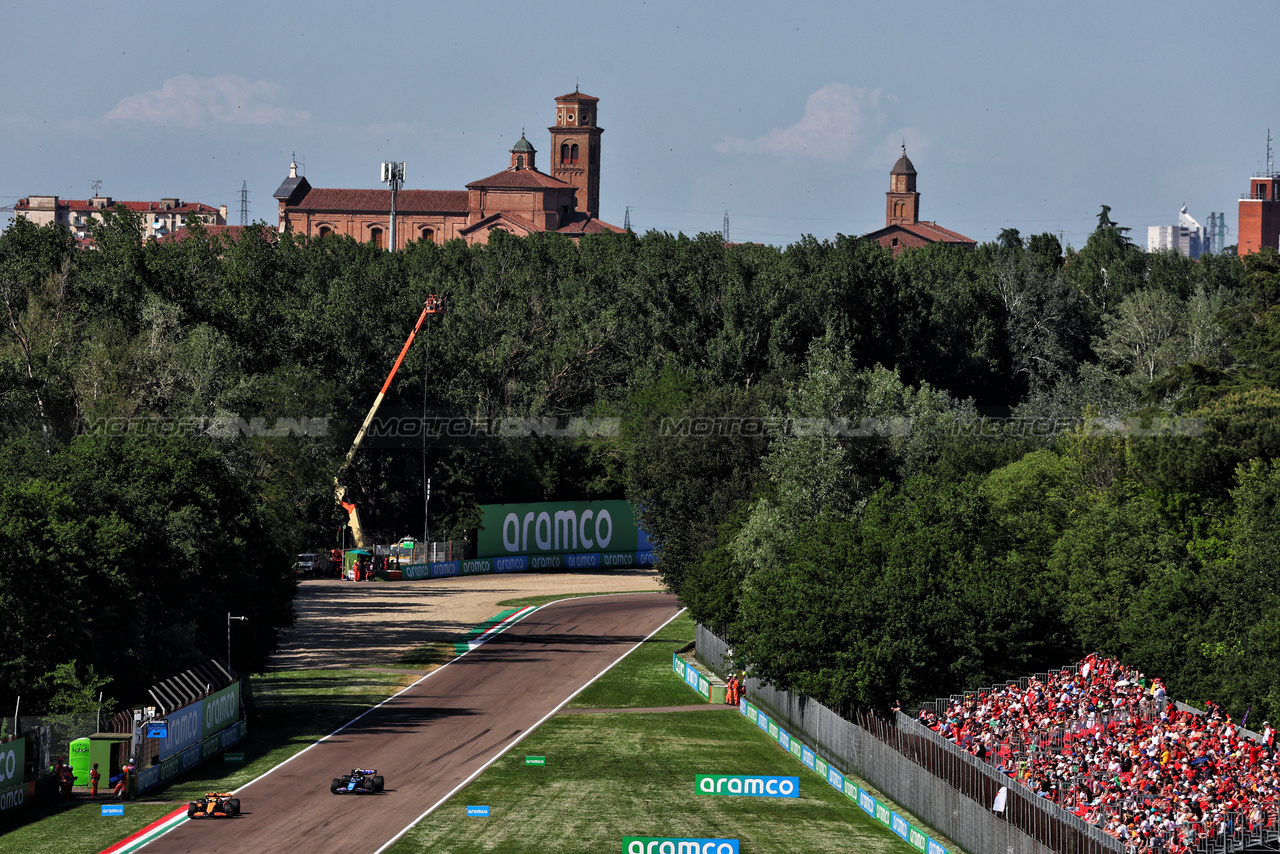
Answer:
[227,613,248,671]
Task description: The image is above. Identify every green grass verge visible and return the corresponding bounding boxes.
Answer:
[393,640,455,669]
[0,668,418,853]
[386,711,916,854]
[568,611,707,709]
[0,801,177,854]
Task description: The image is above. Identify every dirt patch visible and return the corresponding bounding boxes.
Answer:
[269,566,667,671]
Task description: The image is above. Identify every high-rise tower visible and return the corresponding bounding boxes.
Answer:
[549,90,602,218]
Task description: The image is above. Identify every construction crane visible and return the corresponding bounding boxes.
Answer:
[335,294,446,548]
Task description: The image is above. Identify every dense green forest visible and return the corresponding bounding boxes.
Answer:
[3,205,1279,725]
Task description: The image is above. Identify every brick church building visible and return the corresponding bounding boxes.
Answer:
[861,148,975,257]
[274,90,623,248]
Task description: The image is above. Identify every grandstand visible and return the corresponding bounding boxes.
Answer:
[916,655,1278,854]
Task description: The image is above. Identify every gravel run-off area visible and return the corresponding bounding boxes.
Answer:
[268,566,669,671]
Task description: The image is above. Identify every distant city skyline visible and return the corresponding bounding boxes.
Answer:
[3,1,1276,248]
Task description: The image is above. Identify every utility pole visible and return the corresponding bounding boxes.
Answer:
[227,613,248,671]
[381,161,405,251]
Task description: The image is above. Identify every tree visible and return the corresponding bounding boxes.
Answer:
[1093,286,1187,381]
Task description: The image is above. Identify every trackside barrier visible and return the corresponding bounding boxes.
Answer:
[400,550,655,581]
[135,720,246,795]
[734,693,949,854]
[671,654,728,704]
[696,625,1111,854]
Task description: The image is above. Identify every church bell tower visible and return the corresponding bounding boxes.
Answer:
[886,147,919,227]
[549,89,602,218]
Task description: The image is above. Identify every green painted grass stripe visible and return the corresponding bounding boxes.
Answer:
[454,607,535,654]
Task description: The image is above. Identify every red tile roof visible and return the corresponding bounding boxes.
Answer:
[459,211,542,236]
[556,91,599,103]
[157,224,275,244]
[465,169,572,190]
[288,188,468,214]
[556,214,624,235]
[862,220,976,247]
[899,221,975,244]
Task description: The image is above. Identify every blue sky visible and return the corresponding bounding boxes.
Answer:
[2,1,1276,248]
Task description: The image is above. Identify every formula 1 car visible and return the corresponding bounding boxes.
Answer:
[330,769,384,794]
[187,792,240,818]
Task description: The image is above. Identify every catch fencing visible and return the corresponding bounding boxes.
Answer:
[9,709,132,781]
[696,625,1119,854]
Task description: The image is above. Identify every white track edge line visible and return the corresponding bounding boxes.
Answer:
[371,604,687,854]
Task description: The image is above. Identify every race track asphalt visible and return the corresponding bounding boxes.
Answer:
[139,591,681,854]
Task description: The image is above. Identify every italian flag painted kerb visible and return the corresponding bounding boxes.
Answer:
[454,606,537,655]
[99,807,187,854]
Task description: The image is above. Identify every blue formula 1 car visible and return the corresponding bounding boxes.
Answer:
[330,769,384,794]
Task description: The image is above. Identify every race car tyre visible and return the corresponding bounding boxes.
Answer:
[187,803,199,818]
[227,798,241,815]
[372,776,384,792]
[331,778,342,794]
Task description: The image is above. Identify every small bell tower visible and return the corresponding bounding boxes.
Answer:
[886,147,919,227]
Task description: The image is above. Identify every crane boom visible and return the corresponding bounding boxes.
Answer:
[336,295,446,549]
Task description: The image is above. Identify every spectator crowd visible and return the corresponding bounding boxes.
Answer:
[915,654,1279,854]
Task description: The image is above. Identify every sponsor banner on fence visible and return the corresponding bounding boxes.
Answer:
[402,551,649,580]
[460,559,491,576]
[673,653,710,700]
[732,700,949,854]
[158,702,202,759]
[478,500,652,558]
[0,739,24,791]
[624,838,739,854]
[696,775,798,798]
[0,781,29,814]
[138,720,245,794]
[202,681,241,740]
[432,561,461,578]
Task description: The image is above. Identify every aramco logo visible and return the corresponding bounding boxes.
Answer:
[501,508,613,553]
[623,840,739,854]
[694,775,798,798]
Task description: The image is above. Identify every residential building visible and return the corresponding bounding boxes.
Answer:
[1147,205,1205,258]
[13,195,227,243]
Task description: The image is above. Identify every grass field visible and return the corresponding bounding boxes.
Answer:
[0,600,953,854]
[0,669,418,853]
[384,611,919,854]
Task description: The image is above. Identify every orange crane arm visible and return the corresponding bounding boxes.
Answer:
[336,295,445,548]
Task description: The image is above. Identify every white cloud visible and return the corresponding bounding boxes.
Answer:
[105,75,308,128]
[715,84,885,161]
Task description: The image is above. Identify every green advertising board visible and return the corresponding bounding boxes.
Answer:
[0,738,24,791]
[477,500,641,558]
[202,681,242,739]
